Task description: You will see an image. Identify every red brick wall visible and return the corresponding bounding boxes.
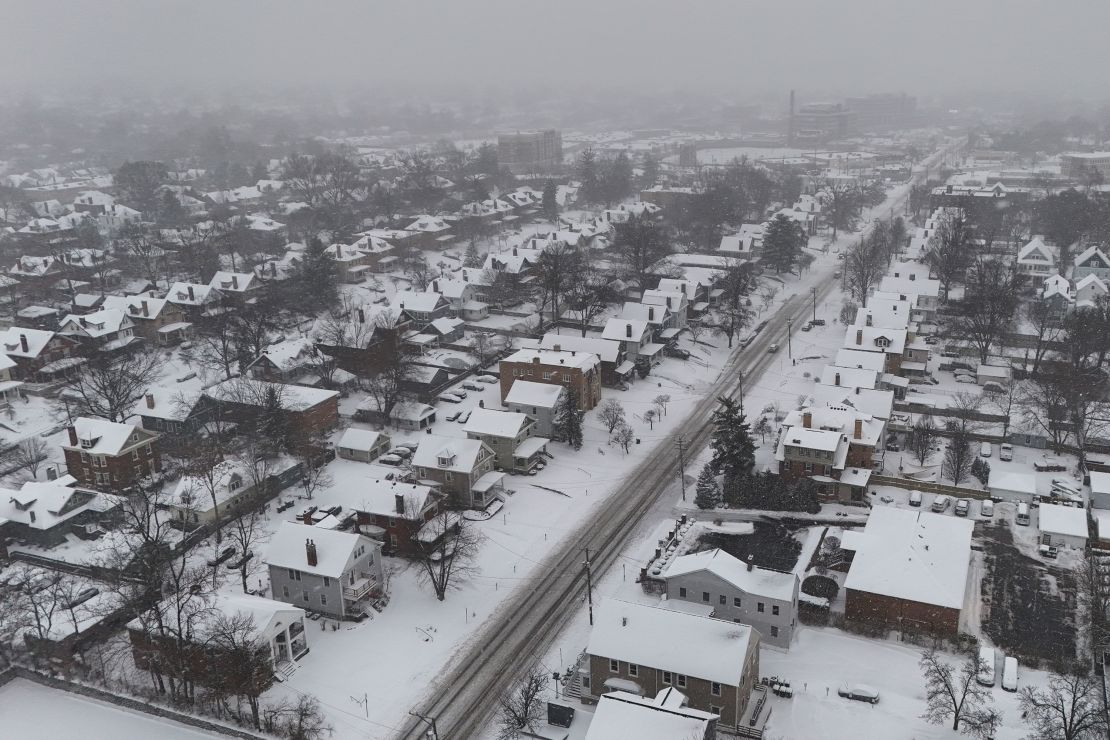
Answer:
[845,589,959,634]
[63,441,161,491]
[499,361,600,410]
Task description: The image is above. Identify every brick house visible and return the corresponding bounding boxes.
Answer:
[582,600,761,732]
[499,348,601,411]
[843,507,973,635]
[200,378,339,448]
[343,480,445,554]
[463,408,548,473]
[775,406,884,501]
[0,327,82,381]
[101,295,191,345]
[411,436,498,508]
[312,305,411,380]
[538,334,634,388]
[266,521,384,620]
[62,418,161,492]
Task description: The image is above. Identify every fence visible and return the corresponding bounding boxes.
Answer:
[870,474,989,500]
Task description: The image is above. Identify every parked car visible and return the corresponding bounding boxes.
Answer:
[1016,502,1030,525]
[1039,544,1059,559]
[462,382,483,391]
[811,318,826,326]
[226,551,253,570]
[976,647,996,687]
[474,375,498,384]
[377,454,405,466]
[445,410,461,422]
[207,546,237,567]
[801,322,813,332]
[66,587,99,609]
[665,346,691,360]
[437,393,463,404]
[955,499,970,517]
[909,491,922,507]
[451,389,468,399]
[981,499,995,518]
[931,495,951,513]
[980,442,992,458]
[767,343,779,354]
[388,446,413,459]
[395,441,419,453]
[955,374,977,384]
[457,410,472,423]
[838,685,880,704]
[999,444,1013,461]
[1002,657,1018,692]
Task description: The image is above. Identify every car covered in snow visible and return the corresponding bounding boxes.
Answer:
[838,684,880,704]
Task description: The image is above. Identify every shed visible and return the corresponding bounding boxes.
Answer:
[336,427,391,463]
[976,365,1011,386]
[1038,503,1088,549]
[1090,471,1110,510]
[988,470,1038,502]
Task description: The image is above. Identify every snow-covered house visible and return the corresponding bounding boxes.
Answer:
[61,418,161,492]
[464,408,547,473]
[538,334,633,388]
[166,281,223,317]
[641,289,689,330]
[1041,274,1073,316]
[209,271,259,298]
[661,548,800,649]
[101,295,190,345]
[1072,245,1110,282]
[411,436,498,508]
[266,521,384,620]
[504,380,564,438]
[1015,236,1057,281]
[246,338,317,383]
[586,690,718,740]
[776,406,884,501]
[843,507,973,635]
[0,478,114,551]
[602,318,658,368]
[58,308,137,352]
[1075,274,1109,309]
[582,599,761,732]
[163,459,252,525]
[842,327,908,374]
[391,291,450,327]
[1038,504,1088,550]
[335,427,391,464]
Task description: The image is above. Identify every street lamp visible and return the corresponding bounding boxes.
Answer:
[810,286,817,323]
[786,318,794,360]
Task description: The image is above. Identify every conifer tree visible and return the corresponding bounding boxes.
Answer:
[694,464,722,510]
[554,385,583,450]
[709,396,756,481]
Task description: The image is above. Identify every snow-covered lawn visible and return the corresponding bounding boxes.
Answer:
[0,678,228,739]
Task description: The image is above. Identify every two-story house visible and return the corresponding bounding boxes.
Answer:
[499,348,602,411]
[583,600,761,732]
[166,282,224,319]
[136,389,208,439]
[324,242,372,283]
[411,436,498,508]
[586,689,718,740]
[163,459,252,526]
[208,271,260,303]
[428,278,488,321]
[776,406,884,501]
[641,289,689,331]
[58,308,137,352]
[621,302,674,345]
[1073,245,1110,283]
[464,408,548,473]
[656,278,708,317]
[346,480,444,554]
[538,335,633,388]
[1016,236,1057,282]
[390,291,451,329]
[602,319,657,369]
[245,338,317,383]
[101,295,191,345]
[842,327,908,375]
[661,549,800,649]
[1076,274,1109,309]
[504,380,563,439]
[266,521,384,620]
[61,418,161,492]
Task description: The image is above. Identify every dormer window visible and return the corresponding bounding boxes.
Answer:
[79,437,95,449]
[875,337,890,348]
[437,454,454,468]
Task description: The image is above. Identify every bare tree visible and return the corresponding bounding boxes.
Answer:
[1019,372,1072,452]
[535,241,581,323]
[926,212,973,302]
[468,331,508,368]
[205,612,273,730]
[497,665,549,740]
[613,216,672,294]
[843,234,885,307]
[12,437,48,479]
[1024,301,1063,377]
[758,283,779,315]
[613,423,635,453]
[564,264,620,336]
[179,439,230,542]
[262,694,334,740]
[643,409,658,430]
[297,451,334,501]
[412,510,482,601]
[60,352,162,422]
[686,319,707,346]
[186,312,240,381]
[919,648,996,733]
[910,417,937,466]
[950,259,1019,364]
[943,429,974,485]
[598,399,626,435]
[1019,672,1108,740]
[653,394,671,417]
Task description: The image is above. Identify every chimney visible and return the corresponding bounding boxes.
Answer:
[854,418,863,440]
[554,344,561,352]
[187,285,195,301]
[834,372,841,386]
[865,314,872,327]
[141,299,149,317]
[357,308,366,323]
[746,554,754,572]
[145,393,155,409]
[532,356,540,364]
[29,510,35,524]
[802,412,812,428]
[479,399,485,408]
[271,261,277,277]
[433,280,439,292]
[19,334,28,353]
[395,493,405,515]
[625,323,632,338]
[855,386,860,395]
[67,425,77,446]
[231,275,238,289]
[302,510,313,525]
[512,247,518,256]
[306,539,318,567]
[462,269,468,282]
[621,617,628,627]
[856,329,863,345]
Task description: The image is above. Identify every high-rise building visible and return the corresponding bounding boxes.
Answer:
[844,93,917,131]
[497,130,563,172]
[791,102,854,143]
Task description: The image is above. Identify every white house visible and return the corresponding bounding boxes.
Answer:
[1090,471,1110,510]
[988,471,1038,502]
[1015,236,1057,281]
[1038,503,1088,550]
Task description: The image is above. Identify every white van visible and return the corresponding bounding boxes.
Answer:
[932,495,951,513]
[1001,656,1018,692]
[981,500,995,518]
[976,646,996,687]
[980,442,992,458]
[909,491,922,508]
[999,443,1013,461]
[1016,503,1030,526]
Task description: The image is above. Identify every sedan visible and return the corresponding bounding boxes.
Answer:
[474,375,498,384]
[767,343,779,354]
[438,393,464,403]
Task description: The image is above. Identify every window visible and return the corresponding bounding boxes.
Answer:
[711,682,722,697]
[302,589,309,602]
[582,676,591,690]
[757,602,765,613]
[677,674,687,688]
[609,659,618,673]
[702,591,710,603]
[710,705,722,716]
[543,371,553,380]
[772,605,780,616]
[321,593,327,606]
[563,374,571,382]
[771,626,779,637]
[733,597,742,608]
[803,462,813,474]
[719,594,726,606]
[628,664,638,677]
[282,585,289,598]
[323,577,331,588]
[662,671,672,685]
[679,587,687,598]
[131,449,139,461]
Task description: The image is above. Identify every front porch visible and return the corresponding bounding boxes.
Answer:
[512,437,550,473]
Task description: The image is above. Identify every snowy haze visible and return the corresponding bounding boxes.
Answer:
[4,0,1109,99]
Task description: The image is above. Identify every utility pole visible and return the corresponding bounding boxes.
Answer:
[810,286,817,323]
[583,547,594,625]
[409,711,439,740]
[737,371,744,419]
[674,435,688,500]
[786,318,794,360]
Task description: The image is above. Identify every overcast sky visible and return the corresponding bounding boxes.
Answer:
[4,0,1108,101]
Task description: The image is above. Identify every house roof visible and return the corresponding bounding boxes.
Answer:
[137,387,199,421]
[265,520,374,579]
[0,327,56,358]
[337,427,385,452]
[504,379,564,409]
[336,479,437,520]
[663,549,797,602]
[411,436,490,474]
[1075,245,1110,269]
[204,378,338,412]
[988,470,1037,495]
[501,347,600,371]
[602,318,649,343]
[1038,503,1088,538]
[391,291,445,315]
[209,271,256,292]
[0,479,106,530]
[844,507,973,610]
[586,690,716,740]
[60,308,131,338]
[168,460,248,510]
[621,302,669,325]
[167,282,219,306]
[66,418,149,455]
[101,294,175,321]
[249,338,316,373]
[587,600,755,686]
[843,327,907,354]
[538,334,621,363]
[464,408,529,438]
[809,385,894,421]
[1018,236,1054,263]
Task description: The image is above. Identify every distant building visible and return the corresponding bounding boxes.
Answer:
[497,130,563,172]
[843,93,916,131]
[1061,152,1110,181]
[791,102,854,142]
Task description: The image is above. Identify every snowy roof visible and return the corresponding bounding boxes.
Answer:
[655,278,702,300]
[337,427,384,452]
[59,308,131,338]
[1075,245,1110,269]
[663,549,797,601]
[137,387,198,421]
[586,690,716,740]
[411,436,491,474]
[504,379,564,409]
[101,294,175,321]
[1076,273,1109,296]
[65,418,150,455]
[1038,503,1088,539]
[621,302,669,325]
[209,271,256,293]
[391,291,446,314]
[587,600,755,685]
[539,333,621,363]
[169,460,248,510]
[843,326,907,354]
[464,408,530,438]
[844,507,972,609]
[266,520,374,579]
[783,405,883,447]
[988,470,1037,495]
[810,385,894,421]
[502,347,600,371]
[347,479,437,520]
[833,348,886,372]
[250,338,315,373]
[0,327,56,358]
[819,365,879,390]
[1090,471,1110,496]
[429,317,464,336]
[0,480,105,530]
[167,281,219,306]
[1018,236,1054,263]
[1094,509,1110,541]
[204,378,338,412]
[781,427,844,452]
[602,318,649,342]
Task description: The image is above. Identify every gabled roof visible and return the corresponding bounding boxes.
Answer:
[336,427,385,452]
[663,549,797,601]
[464,408,530,439]
[502,347,600,371]
[101,294,175,321]
[65,418,151,455]
[266,520,374,579]
[60,308,132,339]
[167,281,220,306]
[204,378,338,412]
[587,600,755,686]
[0,327,57,358]
[248,338,316,373]
[1075,245,1110,269]
[0,479,103,530]
[411,436,491,474]
[1017,236,1054,263]
[622,302,669,325]
[209,271,256,293]
[504,379,564,408]
[538,333,622,363]
[587,690,716,740]
[602,318,650,343]
[391,291,447,315]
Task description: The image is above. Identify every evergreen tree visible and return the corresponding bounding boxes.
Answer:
[694,464,722,510]
[257,386,292,454]
[298,237,339,311]
[761,213,805,274]
[577,147,599,204]
[709,396,756,480]
[463,240,484,268]
[542,179,559,223]
[554,385,583,450]
[640,154,661,189]
[604,151,633,205]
